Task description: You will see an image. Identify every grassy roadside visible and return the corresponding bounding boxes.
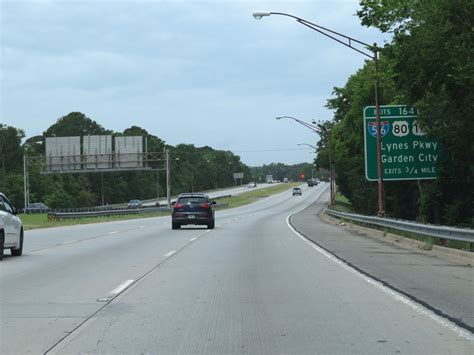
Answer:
[329,192,472,252]
[20,211,170,230]
[20,183,300,230]
[214,182,300,209]
[331,193,354,213]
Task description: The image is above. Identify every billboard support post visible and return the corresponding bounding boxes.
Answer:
[166,148,171,208]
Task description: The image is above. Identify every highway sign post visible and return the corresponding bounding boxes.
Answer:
[364,105,439,181]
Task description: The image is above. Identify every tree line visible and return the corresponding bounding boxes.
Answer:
[315,0,473,227]
[0,112,253,208]
[1,112,315,209]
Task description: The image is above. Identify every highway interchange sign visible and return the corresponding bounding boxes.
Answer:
[364,105,439,181]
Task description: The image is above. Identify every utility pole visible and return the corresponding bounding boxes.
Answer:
[166,148,171,208]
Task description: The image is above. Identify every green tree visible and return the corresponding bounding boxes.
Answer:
[358,0,474,225]
[43,112,110,137]
[0,124,24,173]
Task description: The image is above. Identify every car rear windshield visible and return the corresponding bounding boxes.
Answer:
[178,197,208,204]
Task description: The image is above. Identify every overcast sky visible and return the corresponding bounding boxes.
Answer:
[1,0,390,166]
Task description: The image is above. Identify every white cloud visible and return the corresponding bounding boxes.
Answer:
[1,0,390,166]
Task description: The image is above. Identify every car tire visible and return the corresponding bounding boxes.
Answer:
[0,230,4,261]
[172,222,180,230]
[207,221,215,229]
[11,229,23,257]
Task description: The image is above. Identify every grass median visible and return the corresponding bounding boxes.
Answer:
[20,211,171,230]
[20,183,301,230]
[214,182,300,209]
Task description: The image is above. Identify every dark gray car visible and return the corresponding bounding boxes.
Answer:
[171,193,216,229]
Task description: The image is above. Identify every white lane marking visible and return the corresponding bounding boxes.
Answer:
[108,231,119,235]
[164,250,176,258]
[190,237,197,242]
[285,204,474,341]
[63,240,79,245]
[110,279,135,295]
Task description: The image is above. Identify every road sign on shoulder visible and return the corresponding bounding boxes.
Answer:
[364,105,439,181]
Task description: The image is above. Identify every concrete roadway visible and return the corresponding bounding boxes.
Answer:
[291,197,474,331]
[0,183,472,354]
[143,182,278,206]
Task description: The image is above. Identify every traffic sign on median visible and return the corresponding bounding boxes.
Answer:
[364,105,439,181]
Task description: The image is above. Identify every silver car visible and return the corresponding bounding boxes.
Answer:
[0,193,24,260]
[292,187,302,196]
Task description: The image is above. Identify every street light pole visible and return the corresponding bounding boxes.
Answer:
[298,131,334,207]
[255,12,384,217]
[373,50,384,217]
[310,124,335,208]
[297,142,317,187]
[278,116,335,206]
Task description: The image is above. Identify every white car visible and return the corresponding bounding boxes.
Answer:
[292,187,302,196]
[0,193,24,260]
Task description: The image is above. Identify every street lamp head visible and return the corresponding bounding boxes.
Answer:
[275,116,284,120]
[252,12,271,20]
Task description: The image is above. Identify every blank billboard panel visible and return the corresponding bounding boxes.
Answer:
[115,136,143,168]
[45,137,81,171]
[83,135,112,169]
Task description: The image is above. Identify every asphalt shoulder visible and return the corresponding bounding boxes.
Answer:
[289,196,474,332]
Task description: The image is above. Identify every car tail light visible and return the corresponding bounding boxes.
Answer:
[174,203,184,208]
[200,203,210,208]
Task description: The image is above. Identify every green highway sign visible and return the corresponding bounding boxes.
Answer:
[364,105,439,181]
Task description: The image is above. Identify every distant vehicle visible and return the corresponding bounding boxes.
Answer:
[172,193,216,229]
[266,174,273,183]
[307,179,318,187]
[283,178,289,183]
[127,199,143,208]
[292,187,302,196]
[247,182,257,188]
[0,192,24,260]
[25,202,49,214]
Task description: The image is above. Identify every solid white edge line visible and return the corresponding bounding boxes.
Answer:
[285,192,474,341]
[190,237,197,242]
[108,231,119,235]
[164,250,176,258]
[110,279,135,295]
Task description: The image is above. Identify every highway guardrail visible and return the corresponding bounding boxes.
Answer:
[48,203,229,220]
[326,209,474,244]
[48,207,169,220]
